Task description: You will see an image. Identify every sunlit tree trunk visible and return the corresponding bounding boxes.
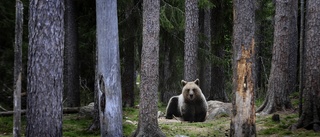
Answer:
[230,0,256,136]
[96,0,123,136]
[257,0,298,114]
[294,0,320,132]
[184,0,199,81]
[132,0,165,136]
[13,1,23,137]
[26,0,64,136]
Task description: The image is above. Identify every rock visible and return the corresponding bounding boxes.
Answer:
[79,102,95,118]
[158,111,165,118]
[206,100,232,120]
[174,135,189,137]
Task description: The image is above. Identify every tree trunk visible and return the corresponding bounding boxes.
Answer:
[160,40,177,104]
[13,1,23,136]
[254,0,262,98]
[121,0,135,108]
[209,0,229,102]
[159,30,182,104]
[26,0,64,136]
[87,60,100,131]
[294,0,320,132]
[64,0,80,107]
[230,0,256,136]
[96,0,123,136]
[298,0,305,117]
[200,8,212,99]
[184,0,199,81]
[210,48,229,102]
[132,0,165,136]
[257,0,298,114]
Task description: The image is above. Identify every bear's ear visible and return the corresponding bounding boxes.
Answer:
[194,79,200,86]
[181,80,187,86]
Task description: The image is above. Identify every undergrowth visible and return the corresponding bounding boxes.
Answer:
[1,105,320,137]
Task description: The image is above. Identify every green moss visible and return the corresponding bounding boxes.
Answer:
[0,116,13,134]
[259,127,279,135]
[63,114,99,137]
[0,106,319,137]
[123,123,136,137]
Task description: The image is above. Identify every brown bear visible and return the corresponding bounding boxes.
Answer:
[165,79,208,122]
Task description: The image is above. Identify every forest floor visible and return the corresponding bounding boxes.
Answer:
[1,106,320,137]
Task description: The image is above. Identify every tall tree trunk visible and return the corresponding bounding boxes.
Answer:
[132,0,165,136]
[200,8,212,98]
[257,0,298,114]
[87,57,99,131]
[96,0,123,136]
[294,0,320,132]
[298,0,305,117]
[184,0,199,81]
[210,0,229,102]
[13,1,23,137]
[254,0,262,98]
[160,38,177,104]
[26,0,64,136]
[64,0,80,107]
[230,0,256,136]
[121,0,135,108]
[210,48,228,102]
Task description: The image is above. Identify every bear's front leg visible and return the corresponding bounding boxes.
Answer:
[182,106,195,122]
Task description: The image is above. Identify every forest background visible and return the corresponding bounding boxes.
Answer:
[1,0,272,110]
[0,0,319,136]
[0,0,274,109]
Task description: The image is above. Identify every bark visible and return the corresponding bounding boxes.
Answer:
[64,0,80,107]
[230,0,256,136]
[210,0,229,102]
[254,0,262,98]
[26,0,64,136]
[13,1,23,136]
[257,0,298,114]
[87,53,100,131]
[96,0,123,136]
[298,0,305,117]
[199,8,212,98]
[160,41,177,104]
[184,0,199,81]
[294,0,320,132]
[132,0,165,136]
[121,0,135,108]
[159,31,181,104]
[211,48,229,102]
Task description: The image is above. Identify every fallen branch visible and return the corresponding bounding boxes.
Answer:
[0,107,80,116]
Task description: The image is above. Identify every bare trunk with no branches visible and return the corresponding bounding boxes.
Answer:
[230,0,256,136]
[13,1,23,136]
[257,0,298,114]
[132,0,165,136]
[96,0,123,136]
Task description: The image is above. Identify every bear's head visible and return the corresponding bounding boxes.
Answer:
[181,79,203,102]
